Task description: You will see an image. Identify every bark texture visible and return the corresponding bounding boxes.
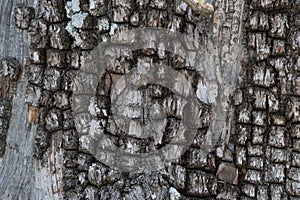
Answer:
[0,0,299,199]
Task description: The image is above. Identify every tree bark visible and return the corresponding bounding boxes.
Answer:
[0,0,61,199]
[0,0,299,199]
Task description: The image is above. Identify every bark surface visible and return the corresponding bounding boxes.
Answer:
[0,0,299,199]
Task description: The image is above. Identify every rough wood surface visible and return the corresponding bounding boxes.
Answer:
[0,0,62,199]
[0,0,299,199]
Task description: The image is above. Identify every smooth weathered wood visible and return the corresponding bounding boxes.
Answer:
[0,0,62,199]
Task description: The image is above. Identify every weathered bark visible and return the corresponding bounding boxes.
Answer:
[0,1,74,199]
[0,0,299,199]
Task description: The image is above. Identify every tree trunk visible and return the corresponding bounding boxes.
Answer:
[0,0,299,199]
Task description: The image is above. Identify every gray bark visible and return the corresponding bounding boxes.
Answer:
[0,0,64,199]
[0,0,299,199]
